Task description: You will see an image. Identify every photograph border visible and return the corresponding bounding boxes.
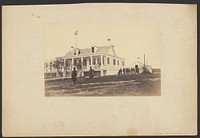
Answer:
[1,0,199,137]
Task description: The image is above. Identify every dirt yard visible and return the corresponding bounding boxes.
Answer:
[45,71,161,96]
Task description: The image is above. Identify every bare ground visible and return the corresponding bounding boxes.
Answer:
[45,72,161,96]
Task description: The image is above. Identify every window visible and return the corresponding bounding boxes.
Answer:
[92,47,95,53]
[93,58,96,65]
[113,59,116,65]
[97,58,101,65]
[117,60,119,66]
[107,57,110,64]
[66,60,69,66]
[122,61,124,66]
[78,50,81,55]
[102,57,104,65]
[83,59,87,66]
[89,59,91,65]
[74,60,77,65]
[77,60,82,69]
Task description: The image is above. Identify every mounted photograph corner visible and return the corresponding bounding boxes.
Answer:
[44,22,161,96]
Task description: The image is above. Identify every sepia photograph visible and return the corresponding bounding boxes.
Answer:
[44,22,161,96]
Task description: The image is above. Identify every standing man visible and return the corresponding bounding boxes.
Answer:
[135,65,139,74]
[123,68,126,75]
[118,68,122,75]
[71,67,77,85]
[89,67,95,79]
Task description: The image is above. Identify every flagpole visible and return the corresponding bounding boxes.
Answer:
[74,30,78,48]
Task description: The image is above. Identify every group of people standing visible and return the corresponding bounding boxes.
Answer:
[71,66,140,85]
[118,66,140,75]
[45,66,65,79]
[71,67,95,85]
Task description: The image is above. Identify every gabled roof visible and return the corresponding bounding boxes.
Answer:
[63,48,90,57]
[64,50,74,57]
[96,46,111,53]
[63,45,117,58]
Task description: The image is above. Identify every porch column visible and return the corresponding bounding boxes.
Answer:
[71,58,74,69]
[90,56,93,66]
[105,56,107,65]
[81,57,83,77]
[81,57,83,65]
[63,59,66,67]
[100,55,103,76]
[63,59,66,77]
[101,55,103,66]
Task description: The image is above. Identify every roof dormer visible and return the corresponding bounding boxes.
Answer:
[91,45,98,53]
[71,46,81,55]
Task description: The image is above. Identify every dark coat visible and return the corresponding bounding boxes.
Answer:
[71,70,77,80]
[89,69,94,79]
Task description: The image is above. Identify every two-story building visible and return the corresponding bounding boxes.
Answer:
[62,45,125,77]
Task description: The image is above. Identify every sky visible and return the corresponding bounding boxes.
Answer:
[44,4,161,68]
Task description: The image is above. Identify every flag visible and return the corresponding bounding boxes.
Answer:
[74,30,78,35]
[108,38,111,41]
